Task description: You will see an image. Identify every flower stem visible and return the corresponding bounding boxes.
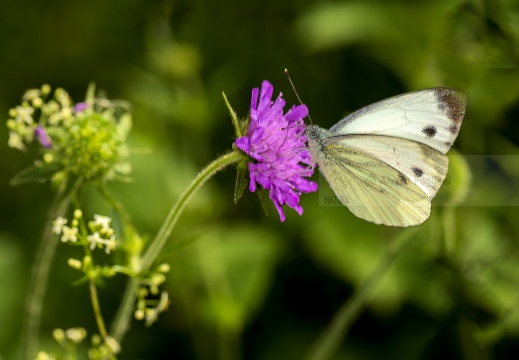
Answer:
[305,228,418,360]
[110,151,242,343]
[141,151,242,270]
[110,277,139,343]
[21,183,79,360]
[89,279,116,359]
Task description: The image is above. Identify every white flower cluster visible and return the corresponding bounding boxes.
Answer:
[39,327,121,360]
[6,85,74,151]
[134,263,171,326]
[88,215,117,254]
[53,211,117,254]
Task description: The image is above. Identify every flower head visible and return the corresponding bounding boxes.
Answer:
[235,80,318,221]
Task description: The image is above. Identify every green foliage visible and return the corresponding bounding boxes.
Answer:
[2,0,519,359]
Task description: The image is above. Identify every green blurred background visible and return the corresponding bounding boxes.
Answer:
[2,0,519,358]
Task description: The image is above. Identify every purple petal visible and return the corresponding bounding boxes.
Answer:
[34,125,52,149]
[248,164,257,192]
[250,87,259,112]
[257,81,273,116]
[285,104,308,122]
[73,102,90,113]
[235,137,250,153]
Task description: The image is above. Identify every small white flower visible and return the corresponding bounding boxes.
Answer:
[93,214,112,231]
[105,336,121,354]
[8,132,25,150]
[52,217,68,234]
[55,88,71,108]
[65,327,87,343]
[144,308,158,326]
[104,235,117,254]
[157,291,170,313]
[22,88,41,101]
[15,105,34,124]
[87,232,103,250]
[61,226,78,243]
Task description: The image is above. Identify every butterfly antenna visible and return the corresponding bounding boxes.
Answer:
[285,68,313,124]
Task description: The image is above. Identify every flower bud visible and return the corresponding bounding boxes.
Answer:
[52,328,65,342]
[67,258,82,270]
[157,263,171,273]
[74,209,83,219]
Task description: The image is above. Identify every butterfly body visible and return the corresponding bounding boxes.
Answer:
[306,88,466,227]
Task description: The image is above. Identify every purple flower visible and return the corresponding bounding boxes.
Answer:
[73,102,90,113]
[34,125,52,148]
[235,80,318,222]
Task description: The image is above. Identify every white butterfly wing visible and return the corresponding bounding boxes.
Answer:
[337,135,449,199]
[329,88,465,154]
[315,138,431,227]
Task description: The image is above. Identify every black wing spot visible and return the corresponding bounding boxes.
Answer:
[412,167,424,177]
[423,126,437,138]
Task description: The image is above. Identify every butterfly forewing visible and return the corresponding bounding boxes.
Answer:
[328,88,465,154]
[316,141,431,226]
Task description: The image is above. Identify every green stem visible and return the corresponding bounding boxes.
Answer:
[305,228,417,360]
[96,182,131,223]
[21,183,79,360]
[141,151,241,270]
[89,279,116,359]
[110,151,241,343]
[110,277,139,343]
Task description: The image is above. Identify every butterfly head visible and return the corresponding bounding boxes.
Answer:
[305,125,330,142]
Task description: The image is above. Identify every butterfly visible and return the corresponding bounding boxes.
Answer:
[306,88,466,227]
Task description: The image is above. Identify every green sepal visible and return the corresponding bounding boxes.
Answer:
[257,188,270,217]
[10,163,62,186]
[234,157,249,204]
[222,92,241,138]
[240,115,250,138]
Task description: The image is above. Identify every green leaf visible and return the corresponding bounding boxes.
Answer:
[10,163,62,186]
[234,159,249,204]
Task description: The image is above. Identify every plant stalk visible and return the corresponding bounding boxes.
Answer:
[110,151,241,343]
[305,229,417,360]
[21,188,73,360]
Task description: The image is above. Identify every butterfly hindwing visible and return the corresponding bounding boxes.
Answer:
[316,138,431,226]
[329,135,449,199]
[328,88,465,154]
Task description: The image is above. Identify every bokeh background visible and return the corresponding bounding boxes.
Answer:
[2,0,519,359]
